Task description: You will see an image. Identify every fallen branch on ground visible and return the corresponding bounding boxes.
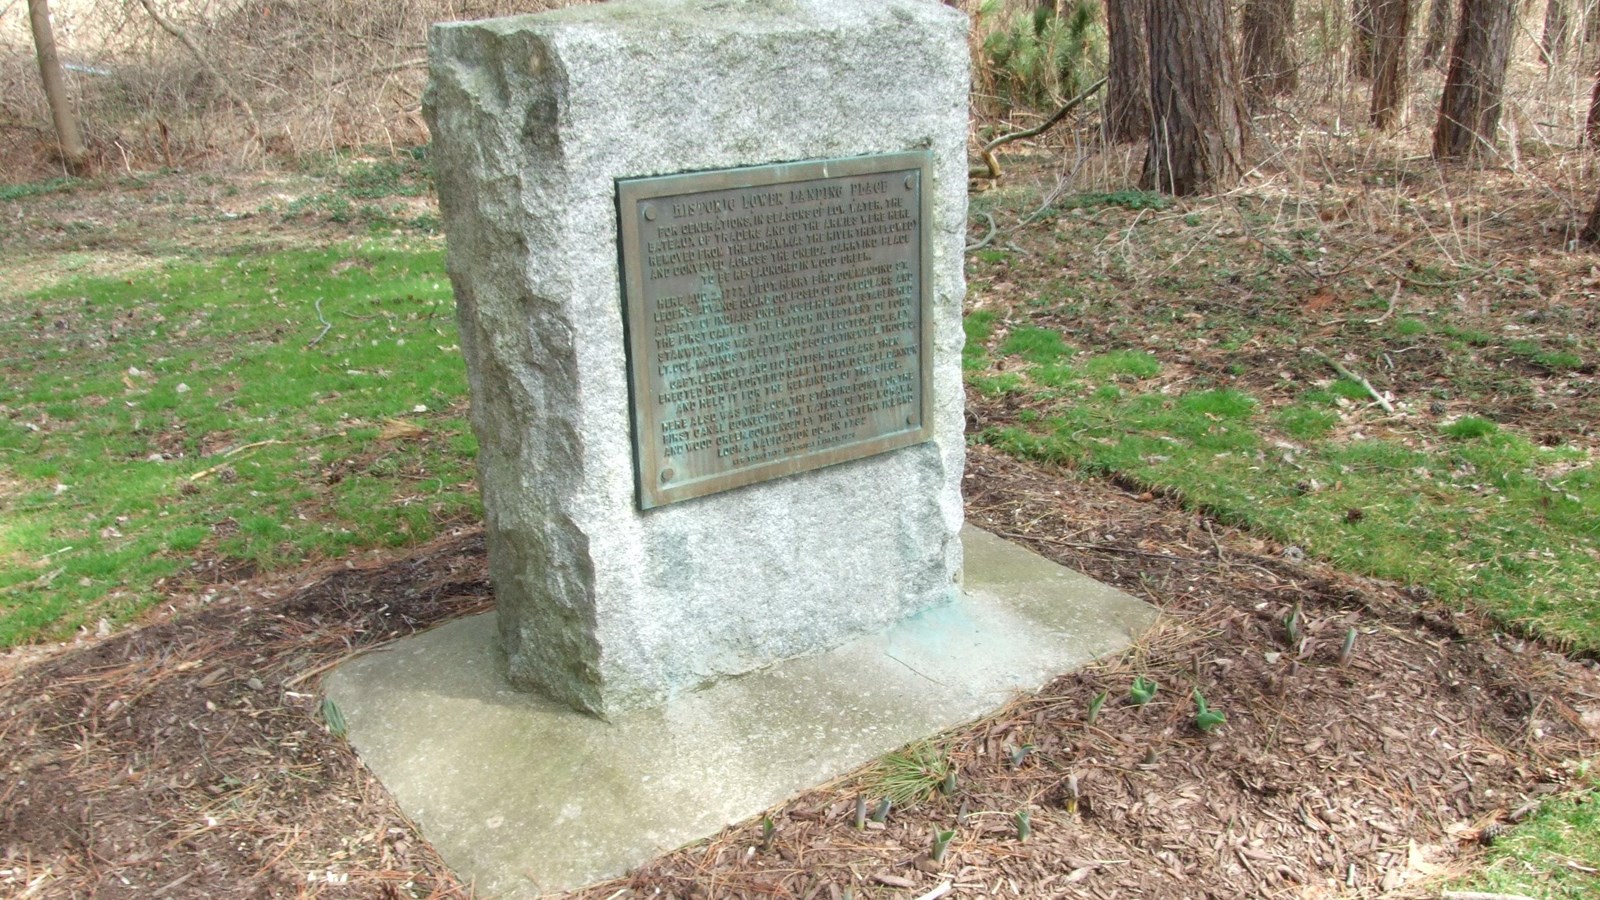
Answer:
[969,77,1107,180]
[1312,352,1395,415]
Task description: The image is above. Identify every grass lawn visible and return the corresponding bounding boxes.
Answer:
[0,243,478,644]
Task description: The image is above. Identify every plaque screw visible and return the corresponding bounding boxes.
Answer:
[906,415,916,426]
[904,175,915,190]
[660,468,675,483]
[643,205,657,221]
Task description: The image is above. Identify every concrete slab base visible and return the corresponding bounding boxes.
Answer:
[324,527,1156,896]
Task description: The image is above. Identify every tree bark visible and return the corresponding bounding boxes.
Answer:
[27,0,87,174]
[1586,56,1600,145]
[1141,0,1248,195]
[1351,0,1377,79]
[1369,0,1410,129]
[1420,0,1454,69]
[1242,0,1298,102]
[1432,0,1518,160]
[1540,0,1569,66]
[1581,181,1600,244]
[1105,0,1151,143]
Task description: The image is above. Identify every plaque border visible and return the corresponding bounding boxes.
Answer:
[617,151,935,510]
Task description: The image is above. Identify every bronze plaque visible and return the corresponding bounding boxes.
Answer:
[617,152,933,509]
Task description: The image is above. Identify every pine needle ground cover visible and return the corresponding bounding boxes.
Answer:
[0,245,477,644]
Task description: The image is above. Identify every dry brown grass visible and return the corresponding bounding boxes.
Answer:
[0,0,590,179]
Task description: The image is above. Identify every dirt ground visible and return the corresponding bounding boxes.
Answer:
[2,442,1596,899]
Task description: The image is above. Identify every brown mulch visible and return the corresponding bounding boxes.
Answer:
[3,451,1599,899]
[0,533,491,898]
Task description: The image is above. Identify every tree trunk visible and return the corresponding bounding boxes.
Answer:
[1581,181,1600,244]
[27,0,87,174]
[1351,0,1378,79]
[1420,0,1454,69]
[1141,0,1248,195]
[1540,0,1569,66]
[1369,0,1411,129]
[1586,56,1600,144]
[1242,0,1298,101]
[1105,0,1151,143]
[1432,0,1518,159]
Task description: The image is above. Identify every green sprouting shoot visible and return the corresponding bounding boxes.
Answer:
[871,798,893,823]
[1193,690,1227,733]
[1130,675,1158,706]
[1086,690,1108,725]
[930,828,956,863]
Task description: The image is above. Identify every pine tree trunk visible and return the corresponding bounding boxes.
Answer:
[1541,0,1569,66]
[1242,0,1298,101]
[1351,0,1378,79]
[1581,181,1600,244]
[1369,0,1411,129]
[27,0,87,174]
[1586,56,1600,144]
[1141,0,1248,195]
[1433,0,1518,159]
[1105,0,1151,143]
[1421,0,1454,69]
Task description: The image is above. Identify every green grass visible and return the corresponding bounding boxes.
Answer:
[1457,768,1600,899]
[0,244,476,645]
[973,333,1600,652]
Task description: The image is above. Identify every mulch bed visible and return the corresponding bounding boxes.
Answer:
[4,449,1599,898]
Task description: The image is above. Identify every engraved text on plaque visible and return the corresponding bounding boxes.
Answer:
[617,153,932,508]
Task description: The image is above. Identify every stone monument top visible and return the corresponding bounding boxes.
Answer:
[425,0,969,717]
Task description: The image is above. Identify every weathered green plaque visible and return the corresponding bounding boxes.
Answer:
[617,152,933,509]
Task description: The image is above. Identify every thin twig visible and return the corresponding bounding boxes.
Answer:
[912,883,953,900]
[187,440,288,481]
[966,212,999,252]
[1312,352,1395,414]
[307,298,333,347]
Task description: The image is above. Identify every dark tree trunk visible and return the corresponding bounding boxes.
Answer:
[1540,0,1569,66]
[1369,0,1411,129]
[1421,0,1454,69]
[1351,0,1378,79]
[1586,56,1600,144]
[1242,0,1298,101]
[1141,0,1248,195]
[1433,0,1518,160]
[27,0,87,174]
[1582,181,1600,244]
[1105,0,1151,143]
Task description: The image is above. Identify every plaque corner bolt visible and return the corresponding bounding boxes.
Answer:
[643,205,657,221]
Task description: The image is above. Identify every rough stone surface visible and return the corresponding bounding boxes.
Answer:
[424,0,970,715]
[324,526,1158,896]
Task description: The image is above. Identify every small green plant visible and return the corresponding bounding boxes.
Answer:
[1000,325,1072,364]
[1086,690,1108,725]
[320,697,347,738]
[1443,416,1499,440]
[871,798,893,823]
[854,794,867,830]
[1129,675,1158,706]
[873,742,953,806]
[1284,602,1303,645]
[1055,190,1172,213]
[930,827,957,863]
[976,0,1100,114]
[1338,627,1358,667]
[1009,744,1033,767]
[941,769,958,795]
[1013,807,1032,841]
[1193,690,1226,733]
[1063,773,1081,816]
[759,816,776,852]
